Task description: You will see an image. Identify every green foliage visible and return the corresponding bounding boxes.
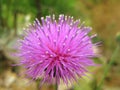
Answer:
[40,0,77,16]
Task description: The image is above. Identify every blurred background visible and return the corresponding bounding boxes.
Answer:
[0,0,120,90]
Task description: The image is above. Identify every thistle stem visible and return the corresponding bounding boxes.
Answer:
[37,79,41,90]
[55,80,58,90]
[97,45,119,90]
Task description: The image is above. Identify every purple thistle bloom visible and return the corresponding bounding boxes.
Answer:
[17,15,98,85]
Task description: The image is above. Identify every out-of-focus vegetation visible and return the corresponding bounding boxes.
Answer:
[0,0,120,90]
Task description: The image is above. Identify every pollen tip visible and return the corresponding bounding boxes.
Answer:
[41,17,44,20]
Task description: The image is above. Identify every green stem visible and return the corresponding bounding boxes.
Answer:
[37,79,41,90]
[97,45,119,90]
[55,80,58,90]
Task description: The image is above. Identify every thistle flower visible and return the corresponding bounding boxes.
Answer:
[17,15,98,85]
